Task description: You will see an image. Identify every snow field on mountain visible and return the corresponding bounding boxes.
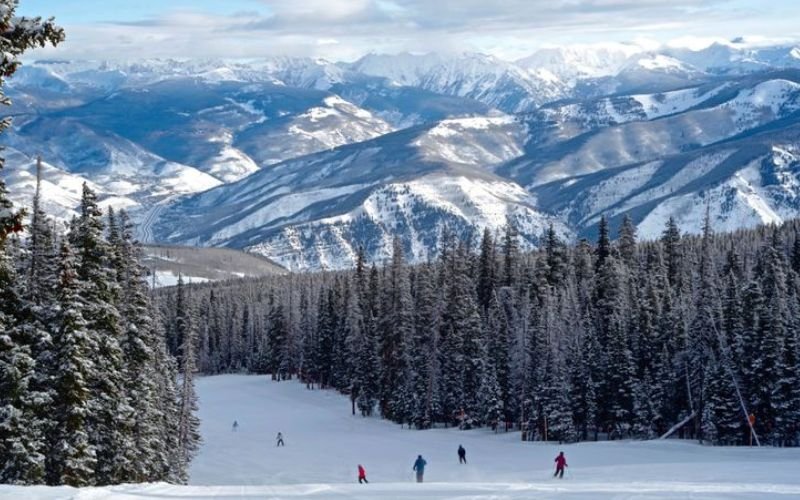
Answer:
[724,79,800,127]
[7,374,800,499]
[632,84,728,119]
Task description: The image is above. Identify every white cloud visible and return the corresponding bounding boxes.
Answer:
[23,0,800,62]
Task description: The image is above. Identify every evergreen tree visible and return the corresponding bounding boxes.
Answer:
[299,287,318,388]
[662,217,682,288]
[69,185,132,484]
[379,238,413,420]
[754,232,796,444]
[150,305,182,483]
[486,291,511,426]
[353,299,379,416]
[409,264,438,428]
[701,357,742,445]
[595,216,611,271]
[0,273,48,484]
[267,294,290,380]
[501,220,520,288]
[48,242,96,486]
[175,277,201,483]
[544,224,567,287]
[113,211,163,481]
[480,357,504,431]
[477,228,497,312]
[618,215,637,266]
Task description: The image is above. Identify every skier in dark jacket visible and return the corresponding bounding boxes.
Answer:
[554,451,567,478]
[413,455,427,483]
[457,445,466,464]
[276,432,285,447]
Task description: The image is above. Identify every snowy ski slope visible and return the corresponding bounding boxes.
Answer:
[3,374,800,499]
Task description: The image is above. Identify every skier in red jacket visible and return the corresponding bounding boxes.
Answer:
[358,464,368,484]
[554,451,567,478]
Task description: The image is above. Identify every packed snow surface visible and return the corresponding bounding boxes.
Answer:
[6,374,800,499]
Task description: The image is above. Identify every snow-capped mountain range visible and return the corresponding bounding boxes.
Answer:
[5,40,800,270]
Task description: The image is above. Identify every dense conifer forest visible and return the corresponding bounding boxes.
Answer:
[162,216,800,447]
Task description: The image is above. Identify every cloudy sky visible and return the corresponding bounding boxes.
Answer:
[20,0,800,61]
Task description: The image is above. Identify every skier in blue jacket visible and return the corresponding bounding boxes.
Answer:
[413,455,427,483]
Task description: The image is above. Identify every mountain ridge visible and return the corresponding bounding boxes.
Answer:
[6,42,800,270]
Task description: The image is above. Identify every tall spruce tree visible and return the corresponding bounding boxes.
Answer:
[68,184,133,484]
[175,276,201,483]
[48,242,96,486]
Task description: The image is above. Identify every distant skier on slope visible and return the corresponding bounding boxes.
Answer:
[458,445,467,464]
[276,432,285,447]
[554,451,567,479]
[232,420,239,432]
[358,464,368,484]
[413,455,427,483]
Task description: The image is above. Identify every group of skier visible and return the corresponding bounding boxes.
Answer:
[358,447,568,484]
[230,421,568,483]
[231,421,285,447]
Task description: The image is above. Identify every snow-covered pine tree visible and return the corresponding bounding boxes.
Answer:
[149,301,182,482]
[379,238,413,420]
[48,241,96,486]
[661,217,683,289]
[175,276,201,483]
[408,263,438,428]
[316,288,336,388]
[477,228,497,312]
[631,369,661,439]
[563,307,600,440]
[480,356,504,432]
[298,287,319,388]
[331,278,351,392]
[112,210,164,481]
[790,231,800,276]
[596,256,635,437]
[687,211,723,434]
[267,293,290,380]
[544,224,567,287]
[700,356,742,445]
[68,184,132,484]
[485,291,511,428]
[736,278,762,406]
[453,242,483,428]
[0,266,48,485]
[617,215,637,266]
[543,360,578,444]
[437,234,465,426]
[25,158,58,307]
[595,216,611,272]
[754,231,796,444]
[501,219,520,288]
[349,256,380,416]
[0,173,53,485]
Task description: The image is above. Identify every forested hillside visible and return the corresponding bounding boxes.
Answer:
[160,216,800,446]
